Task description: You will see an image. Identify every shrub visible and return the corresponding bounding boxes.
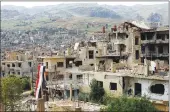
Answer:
[106,96,158,112]
[78,92,89,102]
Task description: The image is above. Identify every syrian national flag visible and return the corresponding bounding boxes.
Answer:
[35,64,46,100]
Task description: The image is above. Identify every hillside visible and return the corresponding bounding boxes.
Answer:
[1,3,168,31]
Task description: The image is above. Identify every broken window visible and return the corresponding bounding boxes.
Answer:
[46,62,48,69]
[147,32,154,40]
[141,46,145,54]
[135,83,141,96]
[135,50,139,59]
[90,64,94,66]
[167,34,169,39]
[99,60,105,65]
[7,64,10,67]
[12,63,15,67]
[18,63,22,67]
[75,61,82,67]
[158,46,163,54]
[148,45,155,52]
[89,50,94,59]
[69,74,72,79]
[57,62,64,67]
[150,84,164,95]
[110,82,117,90]
[126,34,128,38]
[135,37,139,45]
[141,33,145,40]
[77,75,83,80]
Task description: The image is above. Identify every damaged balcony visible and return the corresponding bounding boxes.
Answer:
[141,40,156,44]
[156,39,169,44]
[141,52,169,58]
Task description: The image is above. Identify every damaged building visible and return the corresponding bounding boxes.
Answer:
[34,21,169,111]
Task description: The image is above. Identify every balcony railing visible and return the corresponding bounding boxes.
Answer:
[141,40,156,44]
[141,52,169,57]
[156,39,169,44]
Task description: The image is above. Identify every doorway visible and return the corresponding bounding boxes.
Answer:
[135,83,141,96]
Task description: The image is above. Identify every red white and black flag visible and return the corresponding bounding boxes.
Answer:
[35,64,46,100]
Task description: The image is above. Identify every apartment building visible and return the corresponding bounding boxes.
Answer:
[141,26,169,71]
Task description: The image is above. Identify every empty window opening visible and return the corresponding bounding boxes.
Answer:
[126,34,128,38]
[147,32,154,40]
[75,61,82,67]
[158,46,163,54]
[167,34,169,39]
[135,37,139,45]
[141,58,144,63]
[149,45,155,52]
[2,63,5,65]
[99,60,105,65]
[12,72,15,75]
[18,72,20,75]
[141,33,145,40]
[69,74,72,79]
[135,83,142,96]
[12,63,15,67]
[46,62,48,69]
[150,84,164,95]
[135,50,139,59]
[123,77,125,89]
[96,51,98,53]
[141,46,145,54]
[97,81,103,87]
[90,64,94,66]
[110,82,117,90]
[77,75,83,80]
[18,63,22,67]
[57,62,64,67]
[89,50,94,59]
[7,64,10,67]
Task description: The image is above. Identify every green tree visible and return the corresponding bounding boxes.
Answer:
[106,96,158,112]
[2,75,23,111]
[89,79,105,103]
[21,76,31,91]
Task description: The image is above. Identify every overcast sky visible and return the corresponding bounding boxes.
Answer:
[1,2,167,8]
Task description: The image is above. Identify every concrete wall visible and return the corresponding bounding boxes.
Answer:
[78,47,97,66]
[125,77,168,101]
[81,72,123,96]
[43,58,66,71]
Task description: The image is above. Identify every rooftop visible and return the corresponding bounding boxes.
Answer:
[38,55,76,59]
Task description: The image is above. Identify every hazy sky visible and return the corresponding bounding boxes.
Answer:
[1,2,167,8]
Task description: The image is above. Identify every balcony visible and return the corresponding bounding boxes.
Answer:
[141,52,169,57]
[156,39,169,44]
[46,66,65,73]
[141,40,156,44]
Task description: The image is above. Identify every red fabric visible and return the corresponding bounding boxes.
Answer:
[35,64,41,96]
